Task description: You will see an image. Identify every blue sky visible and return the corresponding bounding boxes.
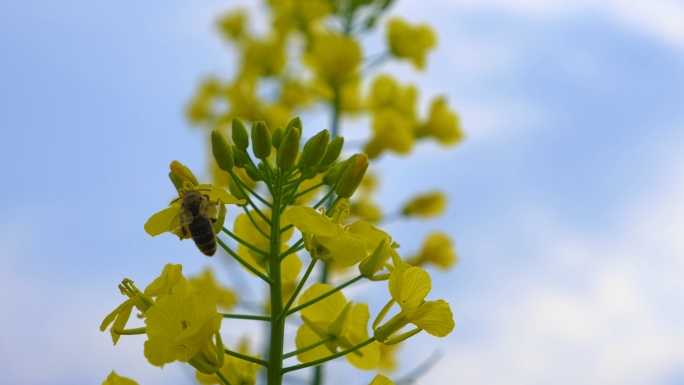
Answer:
[1,1,683,384]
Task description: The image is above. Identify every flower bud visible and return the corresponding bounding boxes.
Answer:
[299,129,330,168]
[323,154,358,186]
[244,164,262,181]
[232,145,250,168]
[251,121,272,159]
[285,116,302,137]
[232,118,249,150]
[335,154,369,198]
[169,160,198,189]
[211,130,234,171]
[320,136,344,167]
[277,127,300,171]
[272,126,285,149]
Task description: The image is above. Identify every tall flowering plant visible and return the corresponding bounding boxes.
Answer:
[101,0,463,384]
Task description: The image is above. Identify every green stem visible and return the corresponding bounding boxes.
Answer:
[286,275,363,316]
[277,258,317,322]
[222,227,269,258]
[279,238,304,261]
[267,170,286,385]
[224,349,269,367]
[112,327,146,335]
[312,188,336,210]
[292,182,325,200]
[217,237,272,284]
[282,337,375,373]
[229,170,272,225]
[216,369,233,385]
[221,313,271,322]
[280,174,306,212]
[283,335,334,359]
[242,205,270,239]
[233,172,272,208]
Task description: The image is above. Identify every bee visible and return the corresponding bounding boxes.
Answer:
[171,190,219,256]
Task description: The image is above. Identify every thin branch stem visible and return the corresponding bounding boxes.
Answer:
[277,258,317,322]
[312,188,336,210]
[221,313,271,322]
[113,327,146,335]
[282,337,376,373]
[216,369,233,385]
[229,171,272,225]
[217,237,272,284]
[233,172,272,207]
[242,205,270,239]
[292,182,325,200]
[280,238,304,261]
[286,275,363,316]
[283,335,334,359]
[222,227,269,258]
[224,349,269,367]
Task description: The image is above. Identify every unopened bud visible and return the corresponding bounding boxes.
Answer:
[402,191,447,218]
[320,136,344,167]
[251,121,272,159]
[335,154,369,198]
[277,127,300,171]
[300,129,330,168]
[244,164,262,181]
[322,154,358,186]
[272,126,285,149]
[169,160,199,189]
[211,130,234,171]
[232,145,250,168]
[232,118,249,150]
[285,116,302,137]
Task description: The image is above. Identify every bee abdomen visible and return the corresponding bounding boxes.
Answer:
[188,217,217,256]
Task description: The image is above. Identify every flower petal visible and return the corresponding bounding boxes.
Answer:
[369,374,394,385]
[196,184,246,205]
[103,371,139,385]
[389,266,431,315]
[299,283,346,326]
[284,206,337,236]
[347,221,390,254]
[295,323,333,363]
[144,205,181,236]
[316,230,367,267]
[410,299,454,337]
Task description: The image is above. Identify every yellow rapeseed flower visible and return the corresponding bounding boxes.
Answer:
[144,183,244,240]
[367,74,418,121]
[100,264,186,345]
[374,258,454,343]
[144,287,223,367]
[401,191,447,218]
[386,18,437,70]
[284,205,368,267]
[102,371,138,385]
[188,268,238,311]
[240,38,286,77]
[378,343,401,372]
[351,199,383,223]
[295,283,380,370]
[305,33,362,89]
[187,77,222,124]
[408,232,458,270]
[364,108,415,158]
[416,97,463,145]
[217,10,247,41]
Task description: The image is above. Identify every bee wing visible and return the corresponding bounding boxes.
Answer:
[200,198,218,217]
[169,205,194,233]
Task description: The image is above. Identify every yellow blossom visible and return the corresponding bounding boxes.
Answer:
[144,287,223,367]
[369,374,395,385]
[144,183,244,240]
[386,18,437,70]
[217,10,247,41]
[295,283,380,370]
[225,77,262,122]
[269,0,333,34]
[351,199,383,223]
[401,191,447,218]
[408,232,457,270]
[305,33,362,89]
[187,77,222,124]
[102,371,138,385]
[364,108,415,158]
[367,74,418,121]
[196,338,260,385]
[100,264,186,345]
[284,205,367,267]
[374,258,454,343]
[416,97,463,145]
[240,38,286,77]
[188,268,238,311]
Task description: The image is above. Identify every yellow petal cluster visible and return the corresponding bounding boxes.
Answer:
[305,33,362,89]
[144,287,223,367]
[416,97,463,145]
[401,191,447,218]
[386,18,437,70]
[374,258,454,343]
[369,374,395,385]
[408,232,458,270]
[188,268,238,310]
[295,283,380,370]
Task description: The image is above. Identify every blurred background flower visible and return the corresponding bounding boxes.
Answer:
[1,1,683,384]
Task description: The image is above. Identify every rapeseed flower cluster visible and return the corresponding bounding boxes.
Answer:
[100,1,463,384]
